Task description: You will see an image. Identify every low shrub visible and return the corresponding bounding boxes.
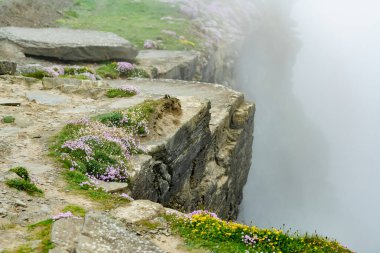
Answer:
[9,166,30,181]
[2,116,15,123]
[5,178,43,196]
[6,167,43,196]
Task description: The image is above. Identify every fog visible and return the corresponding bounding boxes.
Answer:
[236,1,380,252]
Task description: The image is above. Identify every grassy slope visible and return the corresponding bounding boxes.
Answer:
[57,0,200,50]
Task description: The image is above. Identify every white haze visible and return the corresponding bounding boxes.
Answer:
[236,0,380,252]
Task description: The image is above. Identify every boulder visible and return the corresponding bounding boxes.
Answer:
[136,50,198,80]
[0,61,17,75]
[112,200,166,223]
[0,27,138,61]
[75,213,164,253]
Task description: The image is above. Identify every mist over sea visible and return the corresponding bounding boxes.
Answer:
[236,1,380,252]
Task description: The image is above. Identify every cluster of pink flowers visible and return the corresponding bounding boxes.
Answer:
[99,165,128,182]
[242,234,258,247]
[41,65,97,81]
[116,62,134,73]
[61,120,142,182]
[187,210,220,220]
[79,174,102,190]
[42,65,64,77]
[62,135,101,157]
[119,85,140,95]
[81,72,97,81]
[52,211,74,221]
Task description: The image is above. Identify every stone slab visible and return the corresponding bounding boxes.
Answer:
[97,181,129,193]
[51,217,84,252]
[0,27,138,61]
[26,90,71,105]
[136,50,198,80]
[112,200,166,224]
[75,212,164,253]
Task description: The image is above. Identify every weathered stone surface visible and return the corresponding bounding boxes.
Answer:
[26,90,71,105]
[42,77,107,99]
[98,181,129,193]
[112,200,166,224]
[0,27,138,61]
[0,40,25,60]
[0,61,16,75]
[75,212,164,253]
[51,217,83,252]
[136,50,198,80]
[49,213,164,253]
[108,79,254,219]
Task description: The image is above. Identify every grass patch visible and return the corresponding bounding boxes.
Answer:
[9,167,30,181]
[28,219,54,252]
[23,65,96,81]
[56,0,201,50]
[96,62,150,79]
[4,219,54,253]
[58,74,91,80]
[5,179,43,196]
[136,220,160,230]
[5,168,43,196]
[170,211,353,253]
[2,116,15,123]
[62,204,86,217]
[96,63,119,79]
[106,88,136,98]
[63,170,129,210]
[22,70,48,80]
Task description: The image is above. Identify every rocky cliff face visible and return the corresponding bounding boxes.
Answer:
[107,79,255,220]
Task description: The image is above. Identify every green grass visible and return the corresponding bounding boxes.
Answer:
[96,63,120,79]
[22,70,47,80]
[4,219,54,253]
[56,0,200,50]
[170,212,353,253]
[93,111,124,126]
[9,167,30,181]
[58,74,92,80]
[62,204,86,217]
[5,179,43,196]
[96,62,150,79]
[63,170,129,210]
[5,167,43,196]
[2,116,15,123]
[106,88,136,98]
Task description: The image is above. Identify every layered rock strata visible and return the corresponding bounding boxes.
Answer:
[109,79,255,220]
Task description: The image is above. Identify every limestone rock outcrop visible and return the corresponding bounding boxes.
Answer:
[107,79,255,220]
[0,27,138,61]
